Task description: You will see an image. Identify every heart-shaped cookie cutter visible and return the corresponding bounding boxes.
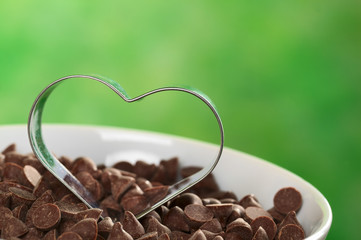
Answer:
[28,75,224,219]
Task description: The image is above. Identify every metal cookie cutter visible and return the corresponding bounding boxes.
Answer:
[27,75,224,219]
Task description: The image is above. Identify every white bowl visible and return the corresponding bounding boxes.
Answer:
[0,124,332,239]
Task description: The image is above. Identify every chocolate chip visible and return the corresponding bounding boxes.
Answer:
[137,178,153,191]
[0,206,13,229]
[32,176,51,198]
[3,162,24,183]
[244,207,272,223]
[12,204,28,222]
[107,222,133,240]
[159,233,171,240]
[144,185,169,205]
[9,187,36,208]
[22,227,44,240]
[113,161,134,173]
[98,216,114,238]
[75,208,103,221]
[163,206,190,232]
[134,161,157,179]
[122,211,145,239]
[252,227,268,240]
[31,203,61,231]
[2,143,16,154]
[278,211,304,233]
[69,218,98,240]
[110,174,135,201]
[184,204,214,228]
[71,157,97,174]
[239,195,262,209]
[32,190,55,208]
[189,230,207,240]
[266,207,285,224]
[0,191,11,208]
[200,218,222,233]
[42,229,57,240]
[23,165,41,188]
[76,171,104,201]
[277,224,305,240]
[250,216,276,240]
[226,218,252,240]
[169,231,191,240]
[4,152,25,166]
[1,217,29,239]
[168,193,203,209]
[202,198,221,205]
[146,216,171,235]
[206,204,233,227]
[122,194,149,215]
[273,187,302,214]
[137,231,158,240]
[58,231,83,240]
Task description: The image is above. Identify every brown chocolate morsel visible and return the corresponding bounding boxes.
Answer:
[226,218,252,240]
[267,207,285,224]
[134,161,157,179]
[0,180,32,193]
[157,205,170,221]
[71,157,97,174]
[213,236,224,240]
[144,185,169,205]
[137,178,153,191]
[23,156,46,175]
[58,231,83,240]
[200,230,221,240]
[0,191,12,208]
[159,157,178,185]
[227,204,245,224]
[98,216,114,238]
[23,165,41,188]
[181,167,219,194]
[184,204,214,228]
[206,204,233,228]
[121,195,149,215]
[278,211,304,232]
[57,218,77,234]
[110,174,135,201]
[159,233,171,240]
[277,224,305,240]
[108,222,133,240]
[76,171,104,201]
[137,231,158,240]
[200,218,222,233]
[113,161,134,173]
[163,206,190,232]
[273,187,302,214]
[220,198,238,204]
[122,184,144,199]
[61,193,82,204]
[0,206,14,229]
[59,156,73,170]
[147,216,171,235]
[32,189,55,208]
[189,230,207,240]
[202,198,221,205]
[244,207,272,223]
[1,216,29,239]
[252,227,269,240]
[168,193,203,209]
[42,229,57,240]
[3,162,24,183]
[33,176,51,198]
[141,211,162,229]
[56,200,88,220]
[151,164,167,184]
[122,211,145,239]
[22,227,44,239]
[75,208,103,221]
[250,216,277,240]
[2,143,16,154]
[169,231,191,240]
[239,194,262,209]
[12,204,28,222]
[69,218,98,240]
[4,152,25,165]
[9,187,36,207]
[31,203,61,231]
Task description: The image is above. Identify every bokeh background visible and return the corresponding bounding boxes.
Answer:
[0,0,360,238]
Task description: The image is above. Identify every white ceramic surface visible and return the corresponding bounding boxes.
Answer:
[0,124,332,239]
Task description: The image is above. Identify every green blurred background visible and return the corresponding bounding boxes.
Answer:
[0,0,360,238]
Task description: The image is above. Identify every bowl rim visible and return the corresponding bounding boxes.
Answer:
[0,123,332,239]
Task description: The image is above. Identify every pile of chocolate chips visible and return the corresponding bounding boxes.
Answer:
[0,144,306,240]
